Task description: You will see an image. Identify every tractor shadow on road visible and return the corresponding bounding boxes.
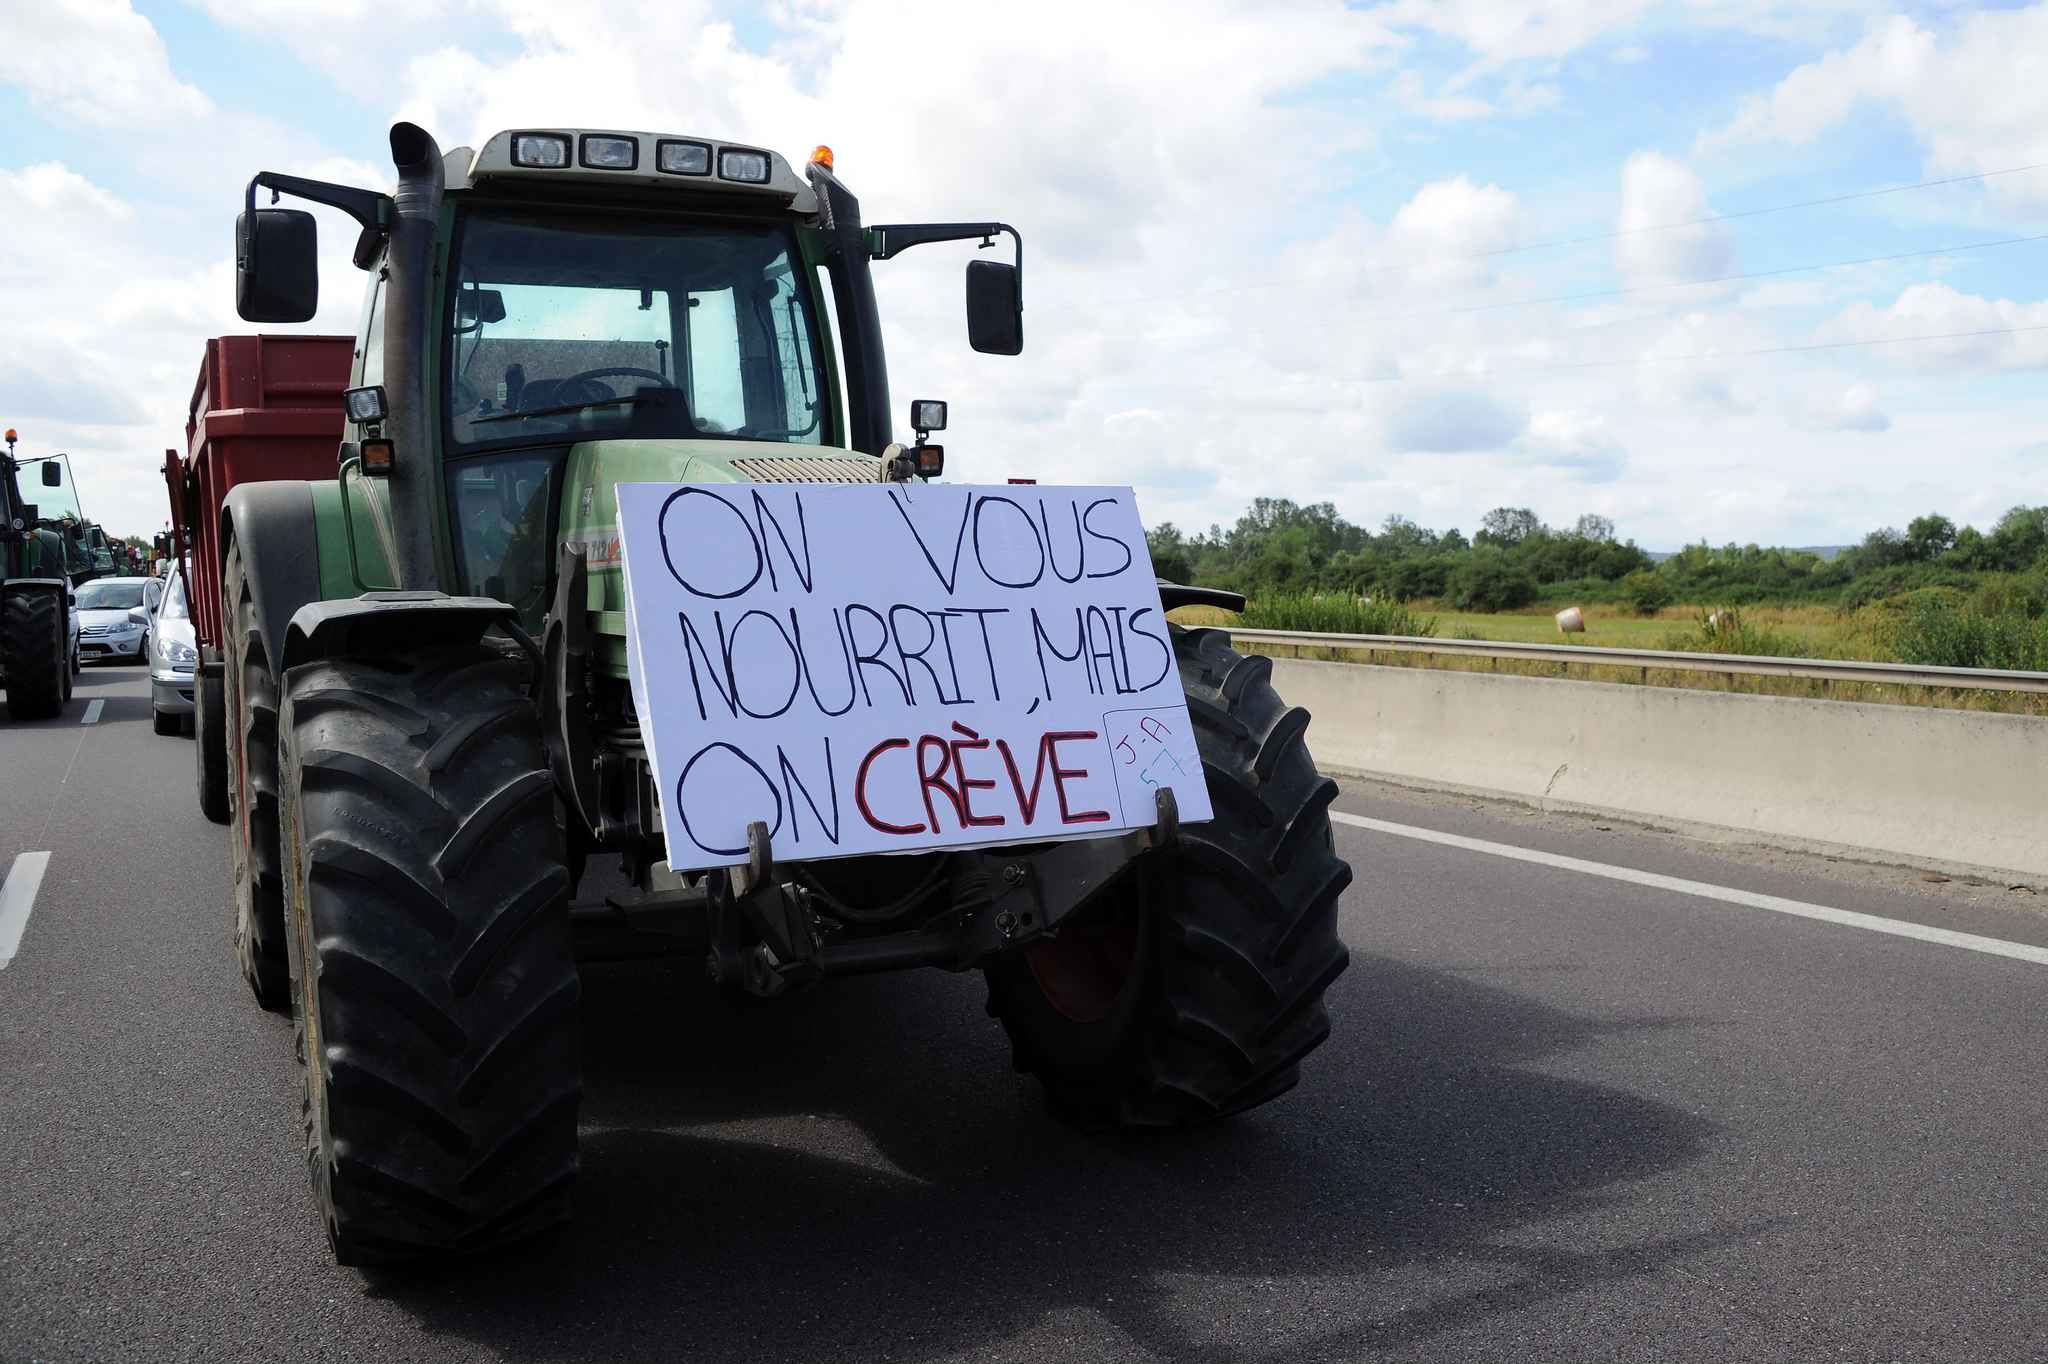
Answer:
[370,950,1733,1362]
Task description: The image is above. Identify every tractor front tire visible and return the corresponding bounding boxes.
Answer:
[195,660,229,823]
[280,646,580,1265]
[984,626,1352,1126]
[223,539,290,1009]
[2,586,68,720]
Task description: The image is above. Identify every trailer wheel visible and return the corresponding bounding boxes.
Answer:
[195,659,229,823]
[280,646,580,1265]
[2,586,68,720]
[223,540,288,1009]
[983,626,1352,1126]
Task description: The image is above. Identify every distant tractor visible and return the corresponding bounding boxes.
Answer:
[0,430,76,719]
[204,124,1351,1264]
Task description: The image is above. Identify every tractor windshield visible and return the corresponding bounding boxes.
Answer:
[445,211,830,451]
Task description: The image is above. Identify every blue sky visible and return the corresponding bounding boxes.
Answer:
[3,1,2046,547]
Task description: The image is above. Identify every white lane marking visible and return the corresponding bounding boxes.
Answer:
[81,699,104,725]
[1330,811,2048,968]
[0,852,51,969]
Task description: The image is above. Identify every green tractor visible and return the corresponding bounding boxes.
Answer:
[1,430,78,719]
[226,123,1351,1264]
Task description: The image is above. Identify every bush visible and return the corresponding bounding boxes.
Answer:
[1663,607,1807,659]
[1446,553,1538,613]
[1621,569,1672,615]
[1236,593,1437,637]
[1891,596,2048,671]
[1835,563,1978,610]
[1377,555,1453,603]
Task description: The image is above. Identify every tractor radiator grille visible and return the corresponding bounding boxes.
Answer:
[729,456,882,484]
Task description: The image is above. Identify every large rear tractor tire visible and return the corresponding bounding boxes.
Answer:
[280,646,580,1265]
[195,659,229,823]
[984,625,1352,1126]
[2,587,68,720]
[223,540,289,1009]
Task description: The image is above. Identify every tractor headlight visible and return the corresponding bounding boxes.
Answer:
[511,133,570,168]
[657,141,711,176]
[718,149,770,184]
[580,135,638,170]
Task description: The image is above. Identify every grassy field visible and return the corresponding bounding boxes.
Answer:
[1166,601,2046,715]
[1173,602,1859,653]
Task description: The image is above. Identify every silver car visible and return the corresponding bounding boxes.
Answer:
[145,564,198,735]
[76,576,159,664]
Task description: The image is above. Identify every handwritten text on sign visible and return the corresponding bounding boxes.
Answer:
[616,482,1213,871]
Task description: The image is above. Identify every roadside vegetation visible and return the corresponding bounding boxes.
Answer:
[1157,498,2048,712]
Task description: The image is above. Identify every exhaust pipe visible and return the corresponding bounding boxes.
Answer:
[381,121,447,592]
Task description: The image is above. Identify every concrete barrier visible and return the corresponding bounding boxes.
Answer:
[1273,657,2048,881]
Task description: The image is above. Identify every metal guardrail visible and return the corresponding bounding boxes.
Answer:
[1223,628,2048,696]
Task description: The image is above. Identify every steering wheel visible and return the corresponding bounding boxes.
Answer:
[550,366,678,404]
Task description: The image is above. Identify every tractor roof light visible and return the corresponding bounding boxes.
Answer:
[658,140,711,176]
[580,134,638,170]
[510,133,570,168]
[718,149,771,184]
[809,145,833,171]
[914,444,944,480]
[359,437,395,475]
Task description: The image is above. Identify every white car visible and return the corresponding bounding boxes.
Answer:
[146,563,199,735]
[75,576,160,664]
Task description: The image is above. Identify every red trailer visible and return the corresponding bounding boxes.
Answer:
[163,334,350,821]
[164,335,351,653]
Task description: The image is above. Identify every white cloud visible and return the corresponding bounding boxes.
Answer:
[1523,409,1627,481]
[0,0,210,127]
[1386,175,1521,287]
[1615,151,1733,289]
[1373,0,1654,67]
[1702,8,2048,209]
[1792,381,1891,432]
[1384,386,1527,451]
[1816,282,2048,372]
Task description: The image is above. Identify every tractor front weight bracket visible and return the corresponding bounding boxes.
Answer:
[710,789,1182,995]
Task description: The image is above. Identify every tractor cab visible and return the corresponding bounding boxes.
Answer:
[234,126,1020,636]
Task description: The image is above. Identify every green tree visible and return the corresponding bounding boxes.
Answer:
[1622,569,1672,615]
[1904,513,1957,562]
[1145,523,1192,584]
[1447,549,1538,611]
[1476,507,1543,548]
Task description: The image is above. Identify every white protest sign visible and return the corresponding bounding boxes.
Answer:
[616,482,1213,872]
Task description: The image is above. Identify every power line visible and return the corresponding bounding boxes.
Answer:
[1117,160,2048,306]
[1433,232,2048,317]
[1113,323,2048,393]
[1480,161,2048,258]
[1201,233,2048,348]
[1548,321,2048,373]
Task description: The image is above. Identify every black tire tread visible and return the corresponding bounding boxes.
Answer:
[224,541,289,1008]
[2,587,66,720]
[280,645,579,1265]
[987,625,1352,1126]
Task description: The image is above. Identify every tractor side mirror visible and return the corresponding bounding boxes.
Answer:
[965,259,1022,356]
[65,522,85,542]
[41,461,62,487]
[154,533,172,557]
[236,207,319,323]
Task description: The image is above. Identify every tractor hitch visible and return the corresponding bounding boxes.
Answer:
[706,789,1182,996]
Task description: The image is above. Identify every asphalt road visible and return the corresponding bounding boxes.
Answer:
[4,666,2045,1363]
